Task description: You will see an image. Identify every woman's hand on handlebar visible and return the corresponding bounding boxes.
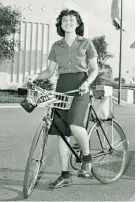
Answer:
[25,74,45,85]
[25,74,39,83]
[79,80,90,95]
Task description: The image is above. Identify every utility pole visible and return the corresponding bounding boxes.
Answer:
[118,0,123,104]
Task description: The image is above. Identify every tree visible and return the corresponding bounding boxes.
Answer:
[0,3,21,64]
[114,77,126,84]
[91,35,114,86]
[92,35,114,70]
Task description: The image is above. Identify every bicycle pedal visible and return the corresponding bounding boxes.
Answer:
[73,143,80,150]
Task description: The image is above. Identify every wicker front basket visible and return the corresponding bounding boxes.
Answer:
[27,89,74,110]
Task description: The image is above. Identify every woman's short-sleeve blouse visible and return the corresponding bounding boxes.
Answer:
[48,36,97,74]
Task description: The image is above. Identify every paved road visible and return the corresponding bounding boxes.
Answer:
[0,104,135,201]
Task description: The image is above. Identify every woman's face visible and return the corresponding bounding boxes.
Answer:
[61,15,79,33]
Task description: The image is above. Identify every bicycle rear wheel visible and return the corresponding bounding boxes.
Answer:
[23,121,48,198]
[88,120,129,184]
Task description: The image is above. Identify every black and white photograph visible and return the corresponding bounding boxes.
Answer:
[0,0,135,201]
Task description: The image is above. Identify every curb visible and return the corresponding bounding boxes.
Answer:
[0,103,134,109]
[0,103,45,108]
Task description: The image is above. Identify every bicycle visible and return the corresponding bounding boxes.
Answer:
[20,81,129,199]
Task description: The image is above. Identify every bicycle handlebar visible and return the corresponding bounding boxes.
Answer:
[26,81,81,96]
[20,81,105,112]
[26,80,104,100]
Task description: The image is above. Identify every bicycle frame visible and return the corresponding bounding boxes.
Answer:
[26,82,114,163]
[27,84,83,163]
[43,100,114,164]
[44,108,82,163]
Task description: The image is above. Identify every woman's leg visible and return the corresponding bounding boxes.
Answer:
[48,135,72,188]
[70,124,92,178]
[70,125,90,156]
[58,135,70,171]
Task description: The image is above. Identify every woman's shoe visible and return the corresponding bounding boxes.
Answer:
[78,161,92,178]
[48,176,72,188]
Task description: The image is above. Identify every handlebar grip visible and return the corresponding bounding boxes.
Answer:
[65,89,80,96]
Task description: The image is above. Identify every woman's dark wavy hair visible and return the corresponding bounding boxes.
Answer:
[56,9,84,37]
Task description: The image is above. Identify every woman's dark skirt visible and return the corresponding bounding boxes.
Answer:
[49,72,89,137]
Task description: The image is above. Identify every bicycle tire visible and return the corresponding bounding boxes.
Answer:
[23,121,48,198]
[88,119,129,184]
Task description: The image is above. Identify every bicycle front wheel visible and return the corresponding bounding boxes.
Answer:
[88,119,128,184]
[23,121,48,198]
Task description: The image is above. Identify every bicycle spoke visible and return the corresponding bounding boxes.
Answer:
[27,159,40,193]
[112,150,125,158]
[112,139,127,149]
[103,125,108,147]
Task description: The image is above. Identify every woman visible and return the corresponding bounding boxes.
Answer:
[33,9,98,188]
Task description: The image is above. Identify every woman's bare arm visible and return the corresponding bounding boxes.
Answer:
[86,57,99,85]
[36,61,58,80]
